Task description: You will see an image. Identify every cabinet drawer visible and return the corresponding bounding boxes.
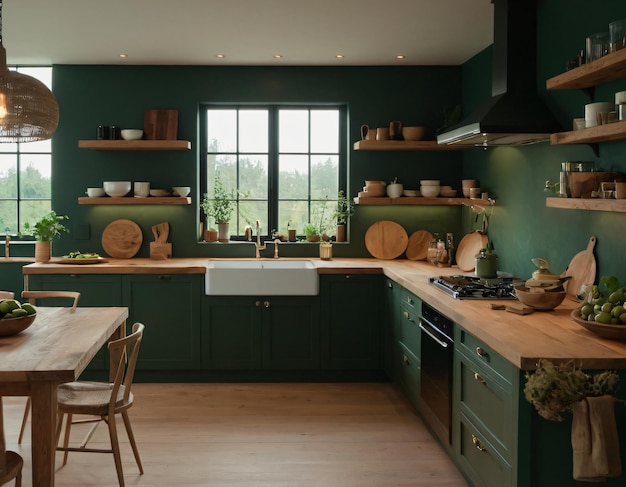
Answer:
[398,302,420,356]
[398,288,420,310]
[396,342,420,410]
[458,413,513,487]
[458,353,513,459]
[457,328,514,385]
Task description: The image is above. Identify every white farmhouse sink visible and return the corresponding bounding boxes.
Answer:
[205,259,319,295]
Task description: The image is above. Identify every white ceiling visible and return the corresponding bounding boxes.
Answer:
[2,0,494,66]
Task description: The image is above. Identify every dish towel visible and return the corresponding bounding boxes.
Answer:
[571,395,622,482]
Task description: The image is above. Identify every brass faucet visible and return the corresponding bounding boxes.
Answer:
[4,234,9,259]
[255,220,266,258]
[273,239,280,258]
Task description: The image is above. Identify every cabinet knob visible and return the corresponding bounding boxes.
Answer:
[403,355,410,365]
[406,297,413,305]
[476,347,488,358]
[403,311,411,320]
[471,434,486,452]
[473,372,486,385]
[263,300,270,308]
[255,300,261,307]
[345,275,351,279]
[387,282,393,289]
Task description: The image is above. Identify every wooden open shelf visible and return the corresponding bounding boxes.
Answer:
[546,197,626,212]
[353,140,469,151]
[550,120,626,145]
[546,48,626,90]
[78,140,191,150]
[78,197,191,205]
[354,196,492,206]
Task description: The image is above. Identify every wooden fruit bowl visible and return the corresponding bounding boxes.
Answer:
[0,313,37,337]
[514,286,566,310]
[571,309,626,341]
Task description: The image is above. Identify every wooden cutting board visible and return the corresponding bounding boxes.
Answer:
[406,230,433,261]
[102,219,143,258]
[455,231,488,272]
[562,236,597,301]
[364,221,408,260]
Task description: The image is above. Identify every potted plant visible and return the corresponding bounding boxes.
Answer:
[333,190,354,243]
[303,223,320,242]
[201,172,235,243]
[21,210,69,262]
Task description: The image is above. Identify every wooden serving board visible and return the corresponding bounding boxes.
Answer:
[455,231,488,272]
[562,236,597,301]
[364,220,408,260]
[406,230,433,261]
[102,219,143,258]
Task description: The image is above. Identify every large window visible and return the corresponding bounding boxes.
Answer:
[201,105,346,239]
[0,67,53,236]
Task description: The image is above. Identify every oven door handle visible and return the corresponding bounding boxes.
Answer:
[419,319,449,349]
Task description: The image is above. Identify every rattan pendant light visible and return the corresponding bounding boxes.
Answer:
[0,1,58,142]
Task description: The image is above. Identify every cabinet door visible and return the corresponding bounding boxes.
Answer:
[201,296,262,370]
[29,274,123,372]
[320,274,383,370]
[262,296,320,369]
[122,275,201,370]
[383,278,401,380]
[0,262,29,297]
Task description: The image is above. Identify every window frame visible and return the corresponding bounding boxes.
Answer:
[199,103,348,240]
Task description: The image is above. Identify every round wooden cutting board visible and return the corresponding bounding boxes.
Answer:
[455,231,488,272]
[406,230,433,261]
[102,219,143,258]
[364,221,408,260]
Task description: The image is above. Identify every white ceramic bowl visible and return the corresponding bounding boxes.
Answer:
[172,186,191,197]
[121,129,143,140]
[86,187,105,197]
[403,189,420,197]
[420,180,440,186]
[103,181,131,197]
[150,189,170,197]
[440,189,457,197]
[420,185,440,197]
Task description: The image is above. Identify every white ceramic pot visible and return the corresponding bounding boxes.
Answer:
[386,183,404,198]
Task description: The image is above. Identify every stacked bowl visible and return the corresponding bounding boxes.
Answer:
[358,180,386,198]
[420,180,440,197]
[462,179,480,197]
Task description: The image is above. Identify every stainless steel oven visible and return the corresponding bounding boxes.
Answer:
[419,302,454,445]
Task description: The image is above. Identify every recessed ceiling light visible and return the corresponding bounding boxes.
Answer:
[396,55,406,59]
[216,54,225,59]
[119,53,128,59]
[273,54,283,59]
[336,54,345,59]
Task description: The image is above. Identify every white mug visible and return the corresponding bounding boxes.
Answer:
[134,181,150,197]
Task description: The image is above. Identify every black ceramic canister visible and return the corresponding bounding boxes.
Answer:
[109,126,121,140]
[96,125,110,140]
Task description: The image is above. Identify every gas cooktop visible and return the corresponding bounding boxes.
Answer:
[429,275,521,300]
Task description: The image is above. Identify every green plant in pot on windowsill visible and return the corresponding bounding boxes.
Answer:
[302,223,320,242]
[201,173,235,243]
[21,210,69,262]
[332,190,354,243]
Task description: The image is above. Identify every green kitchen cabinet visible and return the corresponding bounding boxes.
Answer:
[0,261,30,297]
[27,273,123,371]
[394,286,422,410]
[121,274,202,370]
[383,277,401,380]
[201,295,320,370]
[319,274,383,370]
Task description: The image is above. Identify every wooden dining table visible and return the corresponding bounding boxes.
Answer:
[0,306,128,487]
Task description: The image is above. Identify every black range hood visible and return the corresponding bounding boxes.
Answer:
[437,0,561,147]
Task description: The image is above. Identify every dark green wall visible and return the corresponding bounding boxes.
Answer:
[461,0,626,282]
[51,65,464,259]
[37,0,626,284]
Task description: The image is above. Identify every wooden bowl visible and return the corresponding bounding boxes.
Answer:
[0,313,37,337]
[571,309,626,340]
[514,286,566,310]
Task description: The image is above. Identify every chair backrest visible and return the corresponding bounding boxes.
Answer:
[0,291,14,300]
[21,290,80,313]
[108,323,145,413]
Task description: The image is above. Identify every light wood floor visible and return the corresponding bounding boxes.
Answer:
[3,383,468,487]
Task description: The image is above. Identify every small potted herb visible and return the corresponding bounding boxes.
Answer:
[21,210,69,262]
[332,190,354,242]
[303,223,320,242]
[201,172,235,242]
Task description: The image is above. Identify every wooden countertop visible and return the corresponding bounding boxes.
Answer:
[22,257,626,370]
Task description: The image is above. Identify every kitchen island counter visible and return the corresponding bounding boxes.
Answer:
[23,257,626,370]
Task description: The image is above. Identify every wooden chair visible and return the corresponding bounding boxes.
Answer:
[56,323,145,487]
[0,398,23,487]
[0,291,14,300]
[17,291,81,444]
